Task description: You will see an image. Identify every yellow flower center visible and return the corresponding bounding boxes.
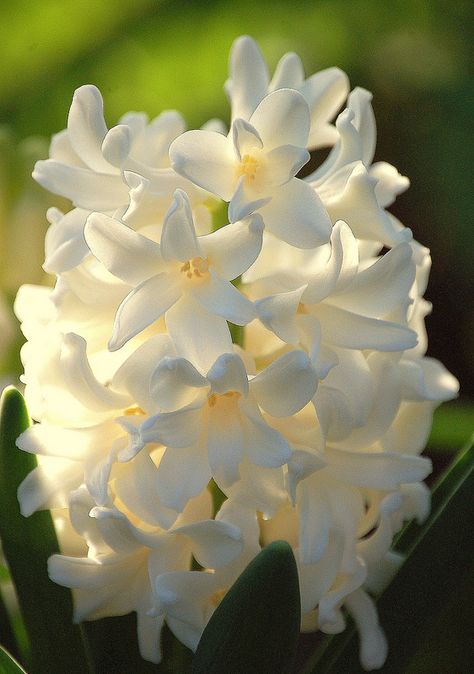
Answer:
[297,302,309,315]
[237,154,260,183]
[207,391,241,407]
[123,405,146,416]
[180,256,210,279]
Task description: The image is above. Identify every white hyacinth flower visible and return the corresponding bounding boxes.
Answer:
[170,88,332,248]
[85,189,262,361]
[13,34,459,671]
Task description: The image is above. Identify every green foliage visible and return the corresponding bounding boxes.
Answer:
[0,647,27,674]
[192,540,301,674]
[0,387,90,674]
[428,402,474,451]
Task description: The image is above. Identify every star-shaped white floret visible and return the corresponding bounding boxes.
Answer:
[84,189,263,367]
[170,89,332,249]
[135,350,318,511]
[225,35,349,149]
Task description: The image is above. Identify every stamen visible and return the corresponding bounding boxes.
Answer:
[180,257,210,280]
[237,154,259,182]
[297,302,308,315]
[124,405,146,416]
[207,391,241,407]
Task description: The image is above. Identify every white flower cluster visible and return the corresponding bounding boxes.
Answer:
[15,36,458,670]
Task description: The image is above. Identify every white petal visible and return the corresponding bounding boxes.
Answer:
[369,161,410,208]
[67,85,113,172]
[232,118,263,159]
[325,446,432,489]
[223,462,286,519]
[313,386,355,442]
[322,348,373,429]
[298,478,331,564]
[241,401,292,467]
[308,109,361,182]
[110,275,181,351]
[208,406,244,486]
[113,452,178,529]
[259,179,331,248]
[44,208,90,273]
[251,350,317,417]
[297,535,343,614]
[200,214,264,281]
[156,444,211,512]
[397,357,459,402]
[249,89,310,150]
[302,220,355,304]
[207,352,249,396]
[328,242,415,317]
[303,68,350,148]
[287,449,326,505]
[60,333,130,410]
[324,163,412,246]
[136,607,164,664]
[347,87,376,166]
[84,212,162,285]
[345,589,388,671]
[89,507,143,554]
[161,189,201,261]
[169,130,236,200]
[154,571,218,642]
[49,129,82,164]
[192,271,256,325]
[165,294,232,372]
[269,52,304,90]
[33,160,129,210]
[256,287,304,345]
[228,176,271,222]
[343,353,402,450]
[18,459,81,516]
[112,334,175,412]
[101,124,132,168]
[383,401,435,456]
[172,520,242,568]
[226,35,269,120]
[314,304,418,351]
[150,357,208,412]
[133,110,186,167]
[141,400,204,449]
[16,423,109,461]
[48,552,137,590]
[264,145,310,186]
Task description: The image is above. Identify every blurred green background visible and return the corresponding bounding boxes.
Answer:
[0,0,472,402]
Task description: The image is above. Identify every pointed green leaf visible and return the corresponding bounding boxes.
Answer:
[0,387,91,674]
[192,540,300,674]
[0,588,20,663]
[0,647,27,673]
[301,438,474,673]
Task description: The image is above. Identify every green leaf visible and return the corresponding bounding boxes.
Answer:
[301,437,474,673]
[0,647,27,673]
[0,387,91,674]
[210,199,229,232]
[192,540,300,674]
[428,402,474,451]
[0,589,20,664]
